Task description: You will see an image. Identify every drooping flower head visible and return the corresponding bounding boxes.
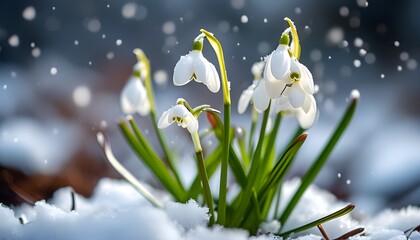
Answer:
[120,61,151,116]
[238,18,318,129]
[158,104,198,134]
[173,34,221,93]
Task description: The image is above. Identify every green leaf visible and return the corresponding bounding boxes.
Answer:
[279,204,355,237]
[199,30,232,224]
[279,95,359,226]
[258,133,307,203]
[207,111,247,187]
[119,118,187,202]
[97,132,163,208]
[258,113,282,187]
[230,104,271,227]
[241,189,262,234]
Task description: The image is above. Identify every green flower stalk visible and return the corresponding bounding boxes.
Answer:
[157,100,216,225]
[199,29,232,225]
[132,49,182,186]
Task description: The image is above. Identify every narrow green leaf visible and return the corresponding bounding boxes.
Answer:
[258,113,282,186]
[280,95,359,226]
[231,104,271,227]
[119,118,187,202]
[207,111,247,187]
[97,132,163,208]
[199,30,232,224]
[258,133,307,203]
[241,189,262,234]
[279,204,355,237]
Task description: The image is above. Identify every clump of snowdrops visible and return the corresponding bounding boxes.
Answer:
[97,18,360,237]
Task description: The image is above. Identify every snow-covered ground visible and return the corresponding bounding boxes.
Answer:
[1,178,419,240]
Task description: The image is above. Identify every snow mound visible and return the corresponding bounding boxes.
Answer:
[0,178,419,240]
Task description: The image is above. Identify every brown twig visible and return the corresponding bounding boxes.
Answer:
[334,227,365,240]
[317,224,330,240]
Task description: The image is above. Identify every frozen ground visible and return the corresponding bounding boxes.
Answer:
[1,178,419,240]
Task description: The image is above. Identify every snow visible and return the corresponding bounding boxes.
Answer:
[0,118,81,175]
[1,178,418,240]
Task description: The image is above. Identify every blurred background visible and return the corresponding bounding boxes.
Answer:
[1,0,419,216]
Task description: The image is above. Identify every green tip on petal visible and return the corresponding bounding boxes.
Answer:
[279,34,290,46]
[192,41,203,51]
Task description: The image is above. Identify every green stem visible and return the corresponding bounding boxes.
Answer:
[248,108,258,159]
[191,132,215,225]
[259,113,282,186]
[231,103,271,226]
[238,135,249,169]
[218,103,231,225]
[133,49,182,186]
[200,29,231,225]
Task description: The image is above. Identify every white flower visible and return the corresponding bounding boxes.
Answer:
[238,61,271,114]
[238,81,256,114]
[264,44,291,82]
[274,94,317,129]
[252,80,271,112]
[283,58,315,106]
[158,105,198,134]
[120,75,150,116]
[237,80,272,114]
[173,50,220,93]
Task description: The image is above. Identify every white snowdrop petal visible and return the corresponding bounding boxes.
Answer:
[186,114,199,133]
[289,84,306,108]
[252,81,271,112]
[264,55,289,98]
[270,45,291,80]
[158,110,172,129]
[120,77,148,114]
[205,63,220,93]
[302,94,313,113]
[299,63,315,94]
[238,84,255,114]
[289,58,301,79]
[264,75,288,99]
[296,96,317,129]
[170,105,190,119]
[192,51,208,84]
[173,55,194,86]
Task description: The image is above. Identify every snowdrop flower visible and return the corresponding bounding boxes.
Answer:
[263,34,292,98]
[238,61,271,114]
[173,38,220,93]
[238,81,257,114]
[274,94,317,129]
[276,58,315,108]
[237,81,271,114]
[158,104,198,134]
[120,62,151,116]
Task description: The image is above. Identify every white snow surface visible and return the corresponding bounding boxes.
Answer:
[0,178,419,240]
